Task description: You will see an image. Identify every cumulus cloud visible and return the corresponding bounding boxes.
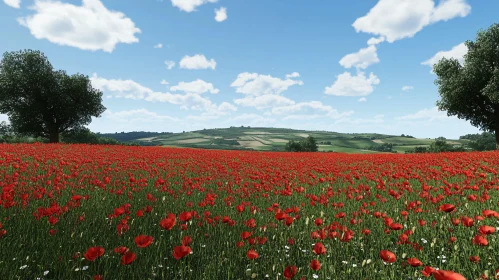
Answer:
[402,86,414,91]
[214,7,227,22]
[104,109,179,123]
[395,107,456,121]
[271,101,354,119]
[358,97,367,102]
[160,80,169,85]
[285,72,300,79]
[422,42,468,67]
[324,71,380,96]
[339,45,380,69]
[170,79,220,94]
[179,54,216,70]
[171,0,217,12]
[231,72,303,96]
[234,95,296,110]
[4,0,20,8]
[352,0,471,43]
[90,73,233,114]
[164,60,176,70]
[154,43,163,49]
[18,0,141,52]
[367,36,385,46]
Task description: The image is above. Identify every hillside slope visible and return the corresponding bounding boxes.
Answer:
[100,127,468,153]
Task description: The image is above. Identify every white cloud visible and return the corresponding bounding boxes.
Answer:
[352,0,471,43]
[431,0,472,22]
[285,72,300,79]
[164,60,176,70]
[271,101,354,119]
[234,95,296,110]
[358,97,367,102]
[231,72,303,96]
[4,0,20,8]
[179,54,216,70]
[422,42,467,67]
[90,73,228,113]
[215,7,227,22]
[395,107,456,121]
[367,36,385,46]
[104,109,179,123]
[171,0,217,12]
[224,113,277,127]
[402,86,414,91]
[335,116,385,125]
[18,0,141,52]
[154,43,163,49]
[324,71,380,96]
[339,45,380,69]
[90,73,152,100]
[160,80,169,85]
[170,79,219,94]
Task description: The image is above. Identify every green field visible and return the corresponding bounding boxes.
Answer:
[101,127,468,154]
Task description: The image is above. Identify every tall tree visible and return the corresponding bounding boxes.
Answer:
[433,23,499,149]
[0,50,106,143]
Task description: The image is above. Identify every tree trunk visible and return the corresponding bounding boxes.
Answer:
[496,123,499,150]
[495,107,499,150]
[49,131,59,143]
[48,125,59,143]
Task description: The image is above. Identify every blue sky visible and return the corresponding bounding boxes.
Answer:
[1,0,498,138]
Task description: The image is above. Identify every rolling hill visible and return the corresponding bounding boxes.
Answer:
[99,127,470,154]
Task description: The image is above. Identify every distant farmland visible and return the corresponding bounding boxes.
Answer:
[100,127,469,154]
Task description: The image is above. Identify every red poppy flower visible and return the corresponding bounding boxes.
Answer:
[93,275,103,280]
[283,265,297,279]
[479,225,495,235]
[173,245,192,260]
[314,218,323,226]
[469,255,480,263]
[284,217,294,226]
[160,214,176,230]
[179,211,192,222]
[440,204,455,213]
[432,270,466,280]
[313,242,326,255]
[121,251,136,265]
[379,250,396,263]
[114,246,129,255]
[247,249,258,260]
[134,235,154,248]
[421,266,435,277]
[461,217,474,227]
[182,236,193,246]
[472,235,488,246]
[84,246,105,261]
[310,259,321,271]
[407,258,422,267]
[389,223,403,230]
[275,212,288,221]
[241,231,252,240]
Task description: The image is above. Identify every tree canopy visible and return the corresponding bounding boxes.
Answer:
[0,50,106,143]
[284,136,318,152]
[433,23,499,149]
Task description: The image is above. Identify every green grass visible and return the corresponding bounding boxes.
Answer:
[105,127,466,154]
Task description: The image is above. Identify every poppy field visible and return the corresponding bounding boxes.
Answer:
[1,143,499,280]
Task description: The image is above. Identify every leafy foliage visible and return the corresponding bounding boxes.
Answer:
[367,143,394,152]
[406,137,466,153]
[285,136,318,152]
[463,132,497,151]
[0,50,106,143]
[433,23,499,149]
